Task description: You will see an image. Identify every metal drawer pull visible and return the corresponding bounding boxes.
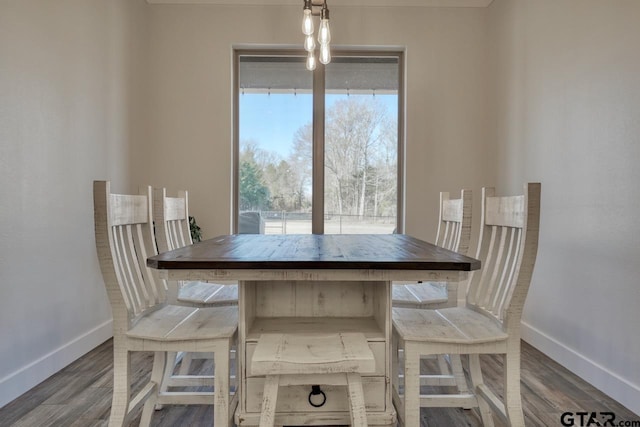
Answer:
[308,385,326,407]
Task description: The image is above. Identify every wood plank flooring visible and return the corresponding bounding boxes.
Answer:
[0,339,637,426]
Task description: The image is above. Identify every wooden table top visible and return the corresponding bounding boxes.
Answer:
[147,234,480,271]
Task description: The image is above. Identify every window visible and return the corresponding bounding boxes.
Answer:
[234,50,404,235]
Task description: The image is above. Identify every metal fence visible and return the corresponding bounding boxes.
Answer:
[256,211,396,234]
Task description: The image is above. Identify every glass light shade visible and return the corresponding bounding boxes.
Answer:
[306,51,317,71]
[304,34,316,52]
[302,10,314,35]
[318,18,331,44]
[319,44,331,65]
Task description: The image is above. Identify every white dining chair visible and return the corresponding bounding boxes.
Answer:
[392,189,472,394]
[153,187,238,308]
[152,187,239,401]
[392,189,472,308]
[94,181,238,426]
[392,183,541,427]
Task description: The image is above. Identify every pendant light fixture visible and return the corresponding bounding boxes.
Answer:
[302,0,331,70]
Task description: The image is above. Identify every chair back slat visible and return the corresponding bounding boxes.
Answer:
[134,222,167,308]
[94,181,166,328]
[124,225,146,311]
[491,227,520,316]
[466,183,540,329]
[154,188,193,253]
[111,224,136,313]
[443,222,454,250]
[170,211,190,248]
[131,224,154,311]
[434,190,472,255]
[176,191,193,247]
[438,221,451,250]
[480,225,507,309]
[441,198,463,222]
[485,195,525,228]
[164,197,187,221]
[109,194,149,226]
[469,221,495,306]
[168,220,179,249]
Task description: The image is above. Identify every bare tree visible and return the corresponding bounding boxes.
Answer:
[325,97,388,218]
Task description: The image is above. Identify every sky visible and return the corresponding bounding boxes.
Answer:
[239,93,398,158]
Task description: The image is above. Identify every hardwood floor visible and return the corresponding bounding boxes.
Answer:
[0,339,636,426]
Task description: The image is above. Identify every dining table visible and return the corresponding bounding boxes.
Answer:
[147,233,480,426]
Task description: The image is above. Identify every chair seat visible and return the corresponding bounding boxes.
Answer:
[251,333,376,376]
[127,305,238,341]
[393,307,508,344]
[392,282,448,307]
[178,281,238,306]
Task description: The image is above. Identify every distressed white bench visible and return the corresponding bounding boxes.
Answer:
[251,333,375,427]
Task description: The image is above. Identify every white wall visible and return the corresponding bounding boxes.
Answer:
[488,0,640,414]
[0,0,148,407]
[134,4,495,242]
[5,0,637,417]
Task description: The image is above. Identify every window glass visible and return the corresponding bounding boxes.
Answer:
[236,52,401,235]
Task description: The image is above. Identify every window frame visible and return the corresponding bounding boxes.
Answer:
[232,47,405,234]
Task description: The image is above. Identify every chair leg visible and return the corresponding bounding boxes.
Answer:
[178,351,194,375]
[259,375,279,427]
[504,345,525,427]
[214,342,231,427]
[155,351,178,410]
[140,351,165,427]
[449,354,469,395]
[436,354,450,376]
[346,372,368,427]
[403,343,421,427]
[109,345,131,427]
[469,354,495,427]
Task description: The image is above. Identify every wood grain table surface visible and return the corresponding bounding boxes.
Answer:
[147,234,481,272]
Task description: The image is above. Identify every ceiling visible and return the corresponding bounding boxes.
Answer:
[146,0,493,7]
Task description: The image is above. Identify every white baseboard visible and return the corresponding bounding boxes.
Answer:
[0,320,113,409]
[521,320,640,416]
